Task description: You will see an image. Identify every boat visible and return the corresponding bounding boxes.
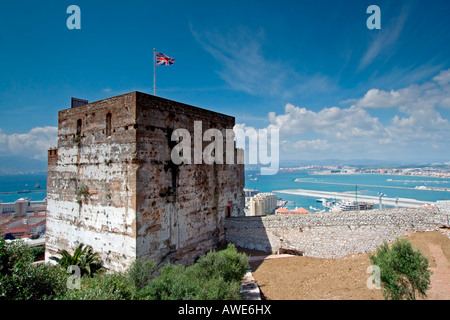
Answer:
[330,200,375,212]
[276,199,288,208]
[320,199,336,209]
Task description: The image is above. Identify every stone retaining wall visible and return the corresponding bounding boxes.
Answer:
[225,208,450,259]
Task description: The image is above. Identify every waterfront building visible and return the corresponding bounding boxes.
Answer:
[244,188,259,198]
[249,193,278,216]
[0,198,47,216]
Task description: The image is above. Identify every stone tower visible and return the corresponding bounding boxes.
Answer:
[46,92,245,272]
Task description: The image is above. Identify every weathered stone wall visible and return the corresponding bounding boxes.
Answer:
[46,92,245,272]
[46,93,139,272]
[134,92,245,265]
[225,208,450,259]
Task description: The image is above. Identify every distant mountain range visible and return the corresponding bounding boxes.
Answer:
[0,156,47,174]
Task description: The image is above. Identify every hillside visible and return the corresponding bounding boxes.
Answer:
[246,230,450,300]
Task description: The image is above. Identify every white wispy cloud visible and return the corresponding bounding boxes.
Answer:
[190,24,336,98]
[359,6,409,70]
[0,126,58,160]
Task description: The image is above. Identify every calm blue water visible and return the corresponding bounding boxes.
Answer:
[1,171,449,209]
[245,170,450,211]
[0,174,47,203]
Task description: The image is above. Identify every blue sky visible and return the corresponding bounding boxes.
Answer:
[0,0,449,163]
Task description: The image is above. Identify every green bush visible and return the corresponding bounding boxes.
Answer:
[1,238,249,301]
[62,273,132,300]
[31,246,45,261]
[0,239,67,300]
[126,257,157,294]
[370,238,431,300]
[136,264,241,300]
[136,244,248,300]
[138,264,198,300]
[192,243,249,283]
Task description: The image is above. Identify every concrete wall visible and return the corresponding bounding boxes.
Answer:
[225,208,450,259]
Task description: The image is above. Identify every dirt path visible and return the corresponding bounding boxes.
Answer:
[427,244,450,300]
[247,230,450,300]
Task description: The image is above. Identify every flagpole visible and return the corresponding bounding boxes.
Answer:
[153,48,156,96]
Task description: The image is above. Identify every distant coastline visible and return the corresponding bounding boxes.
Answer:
[0,170,47,176]
[308,171,450,179]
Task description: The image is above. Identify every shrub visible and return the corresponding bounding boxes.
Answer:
[136,264,241,300]
[1,238,249,301]
[0,238,67,300]
[126,257,157,295]
[370,238,431,300]
[62,273,132,300]
[192,243,249,283]
[136,244,249,300]
[138,264,198,300]
[31,246,45,261]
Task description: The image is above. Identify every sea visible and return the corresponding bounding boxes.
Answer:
[0,171,449,211]
[0,173,47,203]
[245,170,450,211]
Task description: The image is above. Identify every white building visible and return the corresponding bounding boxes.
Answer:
[248,193,277,216]
[0,198,47,216]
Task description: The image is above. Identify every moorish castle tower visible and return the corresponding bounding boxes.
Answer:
[46,91,245,272]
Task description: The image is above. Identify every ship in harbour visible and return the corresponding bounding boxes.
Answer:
[329,200,375,212]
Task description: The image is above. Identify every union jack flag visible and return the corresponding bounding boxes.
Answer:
[156,52,175,66]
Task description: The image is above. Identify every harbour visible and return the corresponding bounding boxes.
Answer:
[274,188,434,208]
[244,170,450,211]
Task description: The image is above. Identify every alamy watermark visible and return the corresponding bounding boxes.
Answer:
[170,121,279,175]
[367,5,381,30]
[366,265,381,290]
[67,5,81,30]
[66,4,380,31]
[66,265,81,290]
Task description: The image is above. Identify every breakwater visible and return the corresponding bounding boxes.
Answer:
[294,179,450,192]
[274,188,432,208]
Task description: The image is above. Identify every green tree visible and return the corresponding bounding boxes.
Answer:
[370,238,431,300]
[0,238,66,300]
[50,243,104,277]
